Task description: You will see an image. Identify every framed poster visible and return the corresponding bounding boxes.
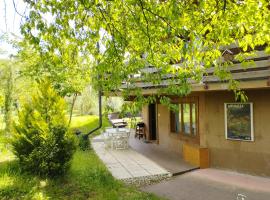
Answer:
[224,103,254,141]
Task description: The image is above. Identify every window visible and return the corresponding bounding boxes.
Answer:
[170,102,197,136]
[225,103,254,141]
[170,105,181,133]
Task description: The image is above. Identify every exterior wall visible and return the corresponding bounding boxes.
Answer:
[140,89,270,176]
[141,93,207,154]
[157,104,184,154]
[141,105,150,140]
[204,89,270,177]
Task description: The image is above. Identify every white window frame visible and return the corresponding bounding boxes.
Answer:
[224,103,254,142]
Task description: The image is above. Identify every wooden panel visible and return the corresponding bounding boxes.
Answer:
[200,148,210,169]
[183,143,210,168]
[139,52,269,75]
[204,69,270,82]
[183,143,200,167]
[206,59,270,73]
[121,68,270,89]
[243,50,270,60]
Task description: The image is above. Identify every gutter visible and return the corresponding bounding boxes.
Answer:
[83,90,102,139]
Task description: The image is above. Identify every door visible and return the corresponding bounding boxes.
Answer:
[148,104,157,140]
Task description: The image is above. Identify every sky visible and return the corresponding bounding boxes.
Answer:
[0,0,27,58]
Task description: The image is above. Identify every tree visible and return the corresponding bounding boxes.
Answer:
[11,80,76,177]
[0,59,14,135]
[0,57,34,136]
[16,40,91,125]
[19,0,270,105]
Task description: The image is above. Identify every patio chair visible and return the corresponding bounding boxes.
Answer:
[105,127,114,132]
[103,129,115,149]
[102,132,112,149]
[135,122,145,140]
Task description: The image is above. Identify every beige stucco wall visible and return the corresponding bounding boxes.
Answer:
[157,104,184,154]
[204,89,270,176]
[141,105,150,140]
[141,104,183,153]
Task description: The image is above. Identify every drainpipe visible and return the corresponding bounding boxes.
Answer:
[84,42,103,139]
[84,90,102,139]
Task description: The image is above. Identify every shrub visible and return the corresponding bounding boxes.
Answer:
[11,81,76,177]
[77,134,91,151]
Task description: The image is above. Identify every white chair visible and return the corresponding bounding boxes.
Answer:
[103,130,115,149]
[102,132,110,149]
[105,127,114,132]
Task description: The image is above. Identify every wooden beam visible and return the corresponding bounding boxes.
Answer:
[206,59,270,73]
[203,69,270,82]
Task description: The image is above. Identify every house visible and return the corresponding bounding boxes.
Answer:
[119,45,270,177]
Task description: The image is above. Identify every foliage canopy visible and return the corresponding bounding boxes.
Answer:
[20,0,270,108]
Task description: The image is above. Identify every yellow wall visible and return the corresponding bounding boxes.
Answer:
[203,89,270,176]
[157,104,184,153]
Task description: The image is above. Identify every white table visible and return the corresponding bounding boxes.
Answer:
[110,119,127,128]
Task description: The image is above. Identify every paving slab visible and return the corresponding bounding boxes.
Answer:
[92,137,172,185]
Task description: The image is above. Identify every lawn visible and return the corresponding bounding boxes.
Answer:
[70,115,111,136]
[0,115,163,200]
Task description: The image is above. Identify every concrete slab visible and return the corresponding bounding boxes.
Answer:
[143,169,270,200]
[129,135,198,175]
[92,137,172,185]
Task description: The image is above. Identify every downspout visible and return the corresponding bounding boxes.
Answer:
[83,42,103,139]
[84,90,102,139]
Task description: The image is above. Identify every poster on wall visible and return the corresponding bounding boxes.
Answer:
[225,103,254,141]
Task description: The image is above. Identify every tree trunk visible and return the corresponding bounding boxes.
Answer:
[68,93,78,126]
[4,64,13,136]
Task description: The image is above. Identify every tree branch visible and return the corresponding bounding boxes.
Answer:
[138,0,151,48]
[4,0,8,32]
[12,0,27,18]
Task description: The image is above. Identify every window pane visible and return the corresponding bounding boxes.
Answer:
[191,103,197,135]
[183,103,190,134]
[170,104,180,133]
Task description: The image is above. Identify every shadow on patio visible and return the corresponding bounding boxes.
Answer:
[129,134,199,176]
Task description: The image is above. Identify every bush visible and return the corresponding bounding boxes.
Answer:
[11,81,76,177]
[77,134,91,151]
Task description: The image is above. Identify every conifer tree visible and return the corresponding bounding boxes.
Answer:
[11,80,76,177]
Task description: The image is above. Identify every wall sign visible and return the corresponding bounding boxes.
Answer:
[224,103,254,141]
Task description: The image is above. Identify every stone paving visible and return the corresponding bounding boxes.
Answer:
[92,136,172,185]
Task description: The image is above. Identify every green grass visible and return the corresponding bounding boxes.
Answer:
[70,115,111,136]
[0,150,162,200]
[0,115,163,200]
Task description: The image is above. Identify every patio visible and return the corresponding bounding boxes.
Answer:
[92,137,172,186]
[92,130,198,185]
[129,135,199,176]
